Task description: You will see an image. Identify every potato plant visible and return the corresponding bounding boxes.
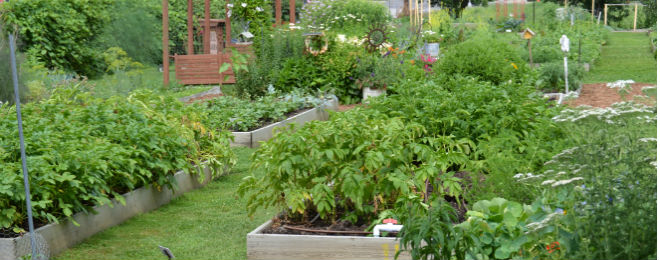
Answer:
[201,92,323,132]
[239,109,473,224]
[0,84,235,234]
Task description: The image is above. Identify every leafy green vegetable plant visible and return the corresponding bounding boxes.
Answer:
[239,108,471,224]
[0,84,235,234]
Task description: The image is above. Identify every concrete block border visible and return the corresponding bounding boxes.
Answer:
[231,98,339,148]
[0,164,222,260]
[246,220,412,260]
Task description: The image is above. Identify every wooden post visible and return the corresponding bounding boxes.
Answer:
[203,0,211,54]
[275,0,282,25]
[409,0,412,26]
[162,0,169,88]
[414,0,417,28]
[187,0,193,54]
[289,0,295,24]
[503,0,508,18]
[604,4,608,26]
[226,3,232,48]
[428,0,431,24]
[591,0,595,21]
[528,39,533,67]
[633,3,638,31]
[496,0,500,20]
[512,0,517,18]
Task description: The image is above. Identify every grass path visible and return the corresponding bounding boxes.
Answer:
[55,147,275,260]
[584,32,657,84]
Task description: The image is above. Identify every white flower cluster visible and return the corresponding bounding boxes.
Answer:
[546,177,584,187]
[526,212,561,233]
[639,137,657,143]
[513,172,543,181]
[552,102,656,123]
[606,79,635,89]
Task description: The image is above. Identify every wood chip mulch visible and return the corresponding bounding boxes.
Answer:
[565,83,656,108]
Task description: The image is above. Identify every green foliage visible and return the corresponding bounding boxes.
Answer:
[398,198,479,260]
[102,47,145,73]
[237,30,362,103]
[1,0,112,77]
[534,102,657,259]
[0,84,235,234]
[201,91,322,132]
[300,0,390,34]
[458,198,538,259]
[239,108,471,224]
[235,28,305,98]
[354,51,406,90]
[0,29,28,104]
[535,60,585,92]
[438,33,530,85]
[641,0,656,28]
[228,0,271,33]
[370,77,562,202]
[96,0,162,65]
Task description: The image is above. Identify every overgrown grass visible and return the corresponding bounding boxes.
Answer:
[88,66,219,99]
[55,147,276,260]
[584,32,657,83]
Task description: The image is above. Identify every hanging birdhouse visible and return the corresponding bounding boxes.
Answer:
[522,28,536,40]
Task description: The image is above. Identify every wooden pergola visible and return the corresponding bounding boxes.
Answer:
[162,0,296,86]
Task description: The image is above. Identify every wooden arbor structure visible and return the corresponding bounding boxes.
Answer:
[161,0,296,86]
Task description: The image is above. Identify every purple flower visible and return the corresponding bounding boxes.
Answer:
[370,72,375,77]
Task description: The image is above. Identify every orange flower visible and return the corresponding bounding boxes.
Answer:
[410,60,415,64]
[511,62,518,70]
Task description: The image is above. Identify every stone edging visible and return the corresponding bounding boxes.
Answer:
[0,164,222,260]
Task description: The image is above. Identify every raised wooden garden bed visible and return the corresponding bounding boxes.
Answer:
[247,220,412,260]
[0,164,223,260]
[231,98,339,148]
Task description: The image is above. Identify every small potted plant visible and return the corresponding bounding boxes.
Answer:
[354,51,403,101]
[421,30,442,58]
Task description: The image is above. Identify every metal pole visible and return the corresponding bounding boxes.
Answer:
[8,25,38,260]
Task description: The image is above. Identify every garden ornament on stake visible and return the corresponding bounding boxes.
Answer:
[304,32,329,56]
[364,24,389,53]
[560,35,570,94]
[7,0,39,257]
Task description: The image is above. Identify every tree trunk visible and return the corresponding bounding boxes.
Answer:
[403,0,410,17]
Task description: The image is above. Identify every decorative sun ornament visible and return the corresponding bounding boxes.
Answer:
[364,24,389,53]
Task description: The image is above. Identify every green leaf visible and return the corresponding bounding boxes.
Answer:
[218,63,231,74]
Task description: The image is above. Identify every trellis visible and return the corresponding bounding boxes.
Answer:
[603,2,645,31]
[161,0,296,86]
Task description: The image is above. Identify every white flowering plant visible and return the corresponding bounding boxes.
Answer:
[516,101,657,259]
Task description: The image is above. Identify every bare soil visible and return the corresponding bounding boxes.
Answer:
[565,83,656,108]
[263,172,476,237]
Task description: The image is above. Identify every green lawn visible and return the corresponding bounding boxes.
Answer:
[584,32,657,84]
[55,147,276,260]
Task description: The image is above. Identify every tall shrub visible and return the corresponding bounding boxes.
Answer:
[1,0,112,77]
[97,0,162,65]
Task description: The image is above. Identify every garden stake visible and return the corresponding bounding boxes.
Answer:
[560,35,570,94]
[7,9,39,258]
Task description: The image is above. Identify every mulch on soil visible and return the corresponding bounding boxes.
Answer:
[565,83,656,108]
